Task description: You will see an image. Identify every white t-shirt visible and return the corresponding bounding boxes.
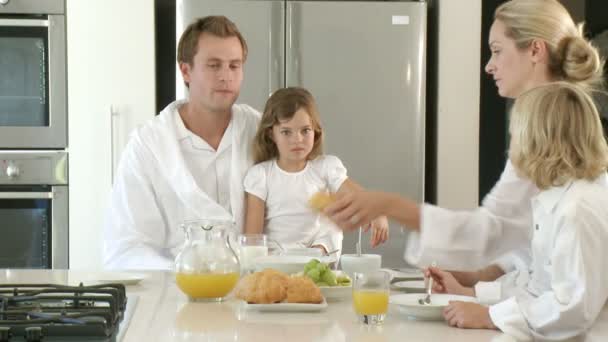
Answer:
[243,155,348,252]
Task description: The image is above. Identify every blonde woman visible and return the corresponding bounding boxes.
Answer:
[430,82,608,339]
[325,0,605,273]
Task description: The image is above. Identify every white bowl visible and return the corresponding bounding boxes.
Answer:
[339,254,381,277]
[389,293,477,320]
[319,285,352,301]
[253,255,316,274]
[283,247,324,257]
[318,271,352,301]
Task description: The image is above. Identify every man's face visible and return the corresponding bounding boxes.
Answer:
[180,33,244,114]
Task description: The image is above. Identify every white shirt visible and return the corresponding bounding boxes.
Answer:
[174,111,232,213]
[243,155,347,253]
[103,100,260,270]
[405,160,537,270]
[487,174,608,341]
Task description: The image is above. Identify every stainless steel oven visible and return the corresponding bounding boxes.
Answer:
[0,0,66,148]
[0,151,68,268]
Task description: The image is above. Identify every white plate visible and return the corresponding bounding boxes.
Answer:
[390,293,477,320]
[90,272,147,285]
[382,268,424,280]
[319,285,352,301]
[241,298,328,312]
[392,280,426,292]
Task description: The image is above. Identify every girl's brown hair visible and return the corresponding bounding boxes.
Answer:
[253,87,324,164]
[509,82,608,190]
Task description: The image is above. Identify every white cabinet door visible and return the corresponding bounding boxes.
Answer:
[67,0,156,270]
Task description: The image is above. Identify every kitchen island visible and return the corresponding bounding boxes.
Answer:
[1,270,508,341]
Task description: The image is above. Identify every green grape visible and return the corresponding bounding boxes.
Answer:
[321,270,337,286]
[316,282,329,286]
[308,259,321,266]
[306,268,321,282]
[304,259,321,273]
[315,262,329,273]
[337,275,352,286]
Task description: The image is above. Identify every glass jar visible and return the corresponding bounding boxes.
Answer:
[174,220,240,302]
[235,234,270,275]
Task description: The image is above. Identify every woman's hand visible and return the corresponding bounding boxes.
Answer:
[369,216,389,247]
[426,266,474,297]
[324,191,388,230]
[443,301,496,330]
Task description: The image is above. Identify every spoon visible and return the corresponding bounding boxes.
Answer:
[418,276,433,305]
[356,227,362,256]
[418,262,437,305]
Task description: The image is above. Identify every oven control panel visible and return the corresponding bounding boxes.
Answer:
[0,151,67,185]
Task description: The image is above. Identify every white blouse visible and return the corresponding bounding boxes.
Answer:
[486,174,608,341]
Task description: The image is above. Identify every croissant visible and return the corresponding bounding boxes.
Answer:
[234,268,289,304]
[286,276,323,304]
[234,269,323,304]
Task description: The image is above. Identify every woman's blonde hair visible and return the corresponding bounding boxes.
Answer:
[509,82,608,189]
[252,87,324,164]
[495,0,605,90]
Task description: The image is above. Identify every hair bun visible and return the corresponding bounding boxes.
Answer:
[557,35,603,86]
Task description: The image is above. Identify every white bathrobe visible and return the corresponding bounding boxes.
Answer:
[405,160,537,270]
[103,100,260,270]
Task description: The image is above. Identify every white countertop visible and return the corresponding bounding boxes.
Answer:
[1,270,508,342]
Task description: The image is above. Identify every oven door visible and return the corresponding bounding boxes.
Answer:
[0,186,68,268]
[0,14,67,148]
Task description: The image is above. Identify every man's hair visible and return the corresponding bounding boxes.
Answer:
[509,82,608,189]
[177,15,248,66]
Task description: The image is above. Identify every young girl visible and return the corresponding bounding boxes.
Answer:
[243,87,388,255]
[429,82,608,340]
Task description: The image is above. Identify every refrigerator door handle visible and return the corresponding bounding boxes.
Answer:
[286,2,301,86]
[269,1,283,95]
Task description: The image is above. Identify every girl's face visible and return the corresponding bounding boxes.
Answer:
[484,20,536,99]
[271,108,316,165]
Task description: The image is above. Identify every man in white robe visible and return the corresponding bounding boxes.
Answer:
[103,16,260,270]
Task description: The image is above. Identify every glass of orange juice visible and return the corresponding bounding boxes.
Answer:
[352,270,391,325]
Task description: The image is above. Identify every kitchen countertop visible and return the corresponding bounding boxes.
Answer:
[1,269,509,342]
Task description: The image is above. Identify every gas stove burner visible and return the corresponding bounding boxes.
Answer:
[0,283,127,341]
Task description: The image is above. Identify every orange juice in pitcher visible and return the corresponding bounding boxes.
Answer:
[174,220,240,301]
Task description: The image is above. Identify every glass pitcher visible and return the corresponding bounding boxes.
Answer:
[174,220,240,302]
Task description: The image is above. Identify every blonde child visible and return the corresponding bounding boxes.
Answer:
[243,87,388,255]
[429,82,608,341]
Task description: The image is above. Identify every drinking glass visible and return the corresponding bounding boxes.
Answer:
[236,234,270,274]
[352,270,391,325]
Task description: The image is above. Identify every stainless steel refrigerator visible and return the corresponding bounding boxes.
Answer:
[177,0,426,268]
